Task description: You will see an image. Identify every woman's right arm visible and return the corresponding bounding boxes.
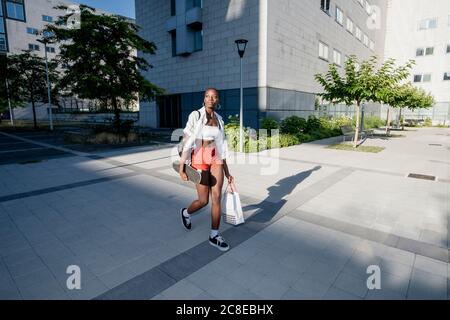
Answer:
[179,112,195,180]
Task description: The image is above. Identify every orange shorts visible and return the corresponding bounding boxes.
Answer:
[191,145,223,171]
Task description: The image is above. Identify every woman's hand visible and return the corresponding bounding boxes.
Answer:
[227,175,234,184]
[179,165,188,181]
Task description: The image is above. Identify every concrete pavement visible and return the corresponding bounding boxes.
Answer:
[0,127,448,300]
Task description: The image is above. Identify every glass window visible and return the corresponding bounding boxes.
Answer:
[423,74,431,82]
[416,48,424,56]
[0,34,7,51]
[193,29,202,52]
[170,0,176,16]
[446,44,450,53]
[444,72,450,81]
[0,19,4,34]
[42,15,53,22]
[355,26,362,41]
[333,49,341,66]
[419,18,437,30]
[46,46,55,53]
[170,30,176,57]
[319,41,329,60]
[346,18,353,34]
[335,7,343,25]
[320,0,330,13]
[425,47,434,55]
[27,27,38,35]
[0,3,3,16]
[28,43,39,51]
[413,75,422,82]
[6,0,25,21]
[43,30,54,38]
[363,34,369,46]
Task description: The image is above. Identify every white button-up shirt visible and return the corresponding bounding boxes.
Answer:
[182,107,229,160]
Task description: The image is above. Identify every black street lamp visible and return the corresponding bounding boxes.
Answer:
[37,36,54,130]
[235,39,248,152]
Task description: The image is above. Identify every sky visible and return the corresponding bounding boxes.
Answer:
[75,0,136,19]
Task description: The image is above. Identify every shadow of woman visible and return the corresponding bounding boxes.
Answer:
[243,166,322,223]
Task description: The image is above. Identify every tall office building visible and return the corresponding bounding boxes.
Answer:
[136,0,388,129]
[1,0,138,117]
[384,0,450,124]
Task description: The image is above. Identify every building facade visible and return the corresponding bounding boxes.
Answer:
[0,0,75,58]
[1,0,139,117]
[384,0,450,124]
[136,0,388,129]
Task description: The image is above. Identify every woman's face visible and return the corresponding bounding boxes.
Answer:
[204,90,219,109]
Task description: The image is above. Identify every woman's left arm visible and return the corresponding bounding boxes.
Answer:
[223,160,234,184]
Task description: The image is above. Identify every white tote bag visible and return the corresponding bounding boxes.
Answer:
[221,181,245,226]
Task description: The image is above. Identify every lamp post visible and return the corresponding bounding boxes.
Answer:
[37,36,53,131]
[5,78,14,126]
[235,39,248,153]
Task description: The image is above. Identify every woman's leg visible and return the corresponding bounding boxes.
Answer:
[209,164,224,229]
[187,180,210,214]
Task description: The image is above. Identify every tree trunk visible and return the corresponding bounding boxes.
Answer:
[385,106,391,136]
[353,102,361,148]
[31,93,37,130]
[112,97,120,133]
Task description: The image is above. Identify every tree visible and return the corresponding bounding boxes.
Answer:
[46,5,163,132]
[398,85,434,128]
[373,58,415,134]
[315,55,379,147]
[315,56,415,146]
[4,52,59,129]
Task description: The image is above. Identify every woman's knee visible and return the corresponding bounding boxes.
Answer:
[197,198,209,208]
[210,193,221,204]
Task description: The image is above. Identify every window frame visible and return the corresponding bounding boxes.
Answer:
[422,74,432,82]
[27,27,38,35]
[355,26,362,41]
[193,29,203,52]
[318,41,329,61]
[335,6,344,26]
[42,15,53,23]
[419,18,437,30]
[443,72,450,81]
[28,43,40,51]
[320,0,331,15]
[5,0,26,22]
[346,17,354,34]
[333,49,342,66]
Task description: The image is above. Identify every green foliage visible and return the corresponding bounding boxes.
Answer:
[46,5,163,129]
[260,117,279,131]
[306,115,322,132]
[280,116,307,135]
[315,55,418,146]
[3,52,60,128]
[363,116,385,129]
[423,118,432,127]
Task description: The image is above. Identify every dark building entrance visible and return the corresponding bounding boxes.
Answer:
[157,94,181,128]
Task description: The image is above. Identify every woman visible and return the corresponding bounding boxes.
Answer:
[179,88,234,252]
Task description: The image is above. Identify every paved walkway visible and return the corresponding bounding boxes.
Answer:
[0,127,448,300]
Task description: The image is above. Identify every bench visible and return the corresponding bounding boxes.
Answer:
[340,125,373,142]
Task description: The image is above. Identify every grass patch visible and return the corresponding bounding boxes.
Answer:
[327,143,385,153]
